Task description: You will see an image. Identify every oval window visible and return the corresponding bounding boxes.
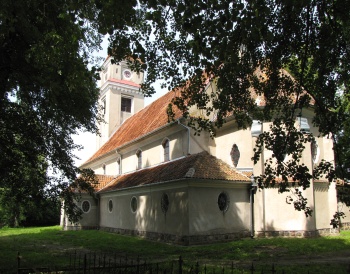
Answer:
[130,196,138,213]
[218,192,230,213]
[161,193,169,214]
[82,200,90,213]
[108,199,113,213]
[230,144,240,167]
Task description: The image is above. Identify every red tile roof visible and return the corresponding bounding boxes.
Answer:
[98,151,250,193]
[93,175,115,191]
[83,90,183,165]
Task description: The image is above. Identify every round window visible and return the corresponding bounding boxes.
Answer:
[82,200,90,213]
[161,193,169,214]
[108,199,113,213]
[130,196,138,213]
[218,192,230,213]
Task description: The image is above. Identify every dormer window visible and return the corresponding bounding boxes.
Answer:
[121,97,132,113]
[162,138,170,162]
[136,149,142,170]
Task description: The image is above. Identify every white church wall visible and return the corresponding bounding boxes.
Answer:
[118,130,188,174]
[63,194,98,230]
[188,184,250,235]
[314,182,338,230]
[214,122,254,169]
[98,183,191,239]
[188,128,210,155]
[260,186,315,232]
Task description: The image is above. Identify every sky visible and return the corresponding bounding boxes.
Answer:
[72,38,167,167]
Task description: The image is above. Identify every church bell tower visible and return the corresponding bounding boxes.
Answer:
[97,57,145,149]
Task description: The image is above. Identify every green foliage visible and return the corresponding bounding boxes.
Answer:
[102,0,350,221]
[0,0,103,225]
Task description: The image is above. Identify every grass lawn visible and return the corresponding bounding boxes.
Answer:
[1,226,350,273]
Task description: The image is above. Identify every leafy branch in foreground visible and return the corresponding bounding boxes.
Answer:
[59,169,98,224]
[102,0,350,220]
[0,0,105,224]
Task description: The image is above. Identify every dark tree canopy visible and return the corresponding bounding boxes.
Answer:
[104,0,350,224]
[0,0,103,225]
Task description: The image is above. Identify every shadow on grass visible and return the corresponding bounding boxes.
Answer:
[1,226,350,272]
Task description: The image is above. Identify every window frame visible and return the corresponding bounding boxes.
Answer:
[161,193,169,214]
[116,157,121,175]
[130,196,138,213]
[136,149,142,170]
[162,138,170,162]
[121,97,132,113]
[81,200,91,213]
[102,97,106,116]
[108,199,113,213]
[217,192,230,213]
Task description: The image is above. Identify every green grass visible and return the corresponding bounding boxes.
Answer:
[1,226,350,273]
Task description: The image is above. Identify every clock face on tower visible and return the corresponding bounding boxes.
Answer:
[123,69,132,79]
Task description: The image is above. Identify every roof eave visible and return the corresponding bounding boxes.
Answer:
[98,177,251,194]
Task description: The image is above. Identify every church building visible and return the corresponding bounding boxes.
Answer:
[61,57,338,245]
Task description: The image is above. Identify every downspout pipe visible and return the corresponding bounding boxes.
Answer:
[250,175,257,238]
[177,119,191,155]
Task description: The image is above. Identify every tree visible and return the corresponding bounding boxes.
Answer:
[103,0,350,225]
[0,0,104,225]
[0,153,60,227]
[2,0,349,226]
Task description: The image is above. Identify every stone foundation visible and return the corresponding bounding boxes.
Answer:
[256,227,339,238]
[63,225,339,245]
[99,226,251,245]
[64,225,98,231]
[340,222,350,230]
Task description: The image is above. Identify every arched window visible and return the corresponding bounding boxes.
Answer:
[131,196,138,213]
[102,97,106,116]
[116,157,121,175]
[108,199,113,213]
[162,138,170,162]
[136,149,142,170]
[161,193,169,214]
[311,140,319,163]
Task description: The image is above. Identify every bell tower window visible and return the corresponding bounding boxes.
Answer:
[121,97,132,113]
